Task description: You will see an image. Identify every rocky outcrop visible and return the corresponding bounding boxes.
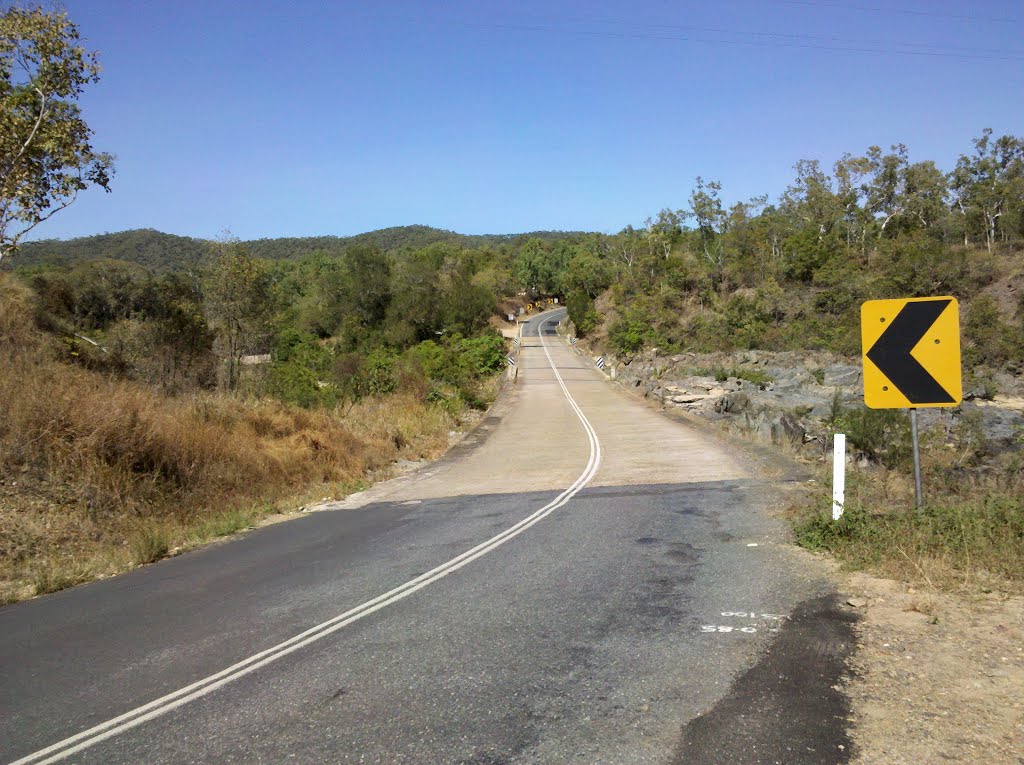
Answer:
[599,347,1024,455]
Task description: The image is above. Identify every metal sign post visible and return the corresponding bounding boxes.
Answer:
[910,409,923,510]
[861,296,961,514]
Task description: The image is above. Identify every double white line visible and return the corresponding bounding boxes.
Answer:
[11,313,602,765]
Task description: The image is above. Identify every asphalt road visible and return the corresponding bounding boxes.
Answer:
[0,309,852,764]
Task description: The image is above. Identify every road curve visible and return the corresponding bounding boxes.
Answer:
[0,309,849,764]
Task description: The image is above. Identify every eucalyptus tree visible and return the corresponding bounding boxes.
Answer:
[949,129,1024,251]
[689,177,726,270]
[202,243,273,390]
[0,6,113,260]
[781,159,844,239]
[643,208,685,259]
[833,152,874,260]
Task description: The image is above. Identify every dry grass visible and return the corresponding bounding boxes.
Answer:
[0,275,460,604]
[790,457,1024,595]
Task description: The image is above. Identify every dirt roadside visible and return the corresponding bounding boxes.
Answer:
[841,572,1024,764]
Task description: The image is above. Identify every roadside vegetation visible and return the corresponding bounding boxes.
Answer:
[0,273,487,601]
[2,5,1022,601]
[560,136,1024,367]
[549,132,1023,595]
[791,402,1024,593]
[552,131,1022,595]
[3,214,594,602]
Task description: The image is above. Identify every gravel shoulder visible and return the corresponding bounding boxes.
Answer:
[842,572,1024,764]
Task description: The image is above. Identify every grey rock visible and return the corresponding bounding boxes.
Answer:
[770,412,805,445]
[971,406,1024,443]
[670,394,707,404]
[809,403,834,419]
[824,367,861,387]
[768,374,806,391]
[715,392,751,414]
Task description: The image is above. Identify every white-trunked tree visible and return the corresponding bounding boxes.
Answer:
[0,5,113,261]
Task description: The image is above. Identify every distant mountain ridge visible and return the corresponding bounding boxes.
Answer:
[12,225,589,271]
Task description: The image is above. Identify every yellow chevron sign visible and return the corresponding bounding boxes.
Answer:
[861,297,962,409]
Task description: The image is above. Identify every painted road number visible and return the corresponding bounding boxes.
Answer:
[701,625,758,633]
[699,611,785,635]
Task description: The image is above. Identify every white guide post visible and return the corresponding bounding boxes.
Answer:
[832,433,846,520]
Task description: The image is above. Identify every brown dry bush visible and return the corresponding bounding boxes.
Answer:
[0,275,458,602]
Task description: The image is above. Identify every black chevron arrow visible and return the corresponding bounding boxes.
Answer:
[866,299,955,404]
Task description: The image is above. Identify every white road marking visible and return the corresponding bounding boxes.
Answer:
[10,313,602,765]
[700,610,789,636]
[699,625,781,634]
[701,625,759,634]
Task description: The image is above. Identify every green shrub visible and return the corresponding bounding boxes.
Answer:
[963,294,1019,368]
[716,366,772,387]
[458,333,505,378]
[794,493,1024,585]
[780,315,860,355]
[685,312,731,353]
[566,290,599,336]
[331,352,367,407]
[268,329,334,407]
[609,307,651,354]
[407,340,446,380]
[365,348,397,396]
[269,359,334,408]
[832,405,913,471]
[878,233,994,298]
[782,228,834,282]
[794,501,886,560]
[399,334,505,410]
[723,293,772,349]
[684,365,773,387]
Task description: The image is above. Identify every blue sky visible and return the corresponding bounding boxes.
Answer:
[32,0,1024,240]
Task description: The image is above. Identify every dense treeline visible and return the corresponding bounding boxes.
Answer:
[12,130,1024,414]
[11,130,1024,409]
[14,237,546,410]
[555,130,1024,370]
[10,225,586,272]
[2,233,574,596]
[12,229,211,272]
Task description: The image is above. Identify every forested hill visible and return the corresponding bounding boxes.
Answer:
[11,225,588,271]
[14,229,209,271]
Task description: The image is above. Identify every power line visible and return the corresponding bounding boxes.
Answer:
[771,0,1019,25]
[388,15,1024,64]
[562,14,1024,58]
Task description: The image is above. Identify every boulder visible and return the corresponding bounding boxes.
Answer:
[670,393,707,404]
[770,412,806,444]
[809,403,834,419]
[824,367,861,387]
[768,371,808,390]
[715,392,751,414]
